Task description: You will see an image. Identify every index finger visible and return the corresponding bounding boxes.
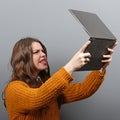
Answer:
[108,41,118,55]
[79,40,91,52]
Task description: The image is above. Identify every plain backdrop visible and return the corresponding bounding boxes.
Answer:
[0,0,120,120]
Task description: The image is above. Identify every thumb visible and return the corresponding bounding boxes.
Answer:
[79,40,91,53]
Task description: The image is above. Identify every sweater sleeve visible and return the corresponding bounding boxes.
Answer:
[61,70,106,104]
[5,67,73,112]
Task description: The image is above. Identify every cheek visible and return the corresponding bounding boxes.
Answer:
[33,56,38,66]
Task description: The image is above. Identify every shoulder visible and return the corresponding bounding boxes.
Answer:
[9,80,28,86]
[5,81,29,92]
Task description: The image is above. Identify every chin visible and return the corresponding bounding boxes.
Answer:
[38,66,48,71]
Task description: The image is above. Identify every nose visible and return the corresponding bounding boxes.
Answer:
[41,51,46,57]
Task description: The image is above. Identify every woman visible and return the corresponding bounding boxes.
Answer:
[4,37,117,120]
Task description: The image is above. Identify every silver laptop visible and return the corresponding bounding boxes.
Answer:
[69,9,116,71]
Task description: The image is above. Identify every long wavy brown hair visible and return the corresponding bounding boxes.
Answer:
[10,37,50,88]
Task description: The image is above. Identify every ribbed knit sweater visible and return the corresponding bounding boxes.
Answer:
[5,67,105,120]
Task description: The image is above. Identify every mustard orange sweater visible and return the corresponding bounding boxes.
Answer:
[5,67,105,120]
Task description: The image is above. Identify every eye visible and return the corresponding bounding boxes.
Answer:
[32,50,40,54]
[41,49,46,54]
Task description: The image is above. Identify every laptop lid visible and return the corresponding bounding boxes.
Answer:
[69,9,116,40]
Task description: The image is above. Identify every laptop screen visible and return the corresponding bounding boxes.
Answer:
[69,9,116,40]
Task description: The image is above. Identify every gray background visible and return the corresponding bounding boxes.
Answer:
[0,0,120,120]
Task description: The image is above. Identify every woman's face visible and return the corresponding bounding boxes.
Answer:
[32,42,48,72]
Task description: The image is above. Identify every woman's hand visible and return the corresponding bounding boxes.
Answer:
[64,41,91,74]
[100,41,118,73]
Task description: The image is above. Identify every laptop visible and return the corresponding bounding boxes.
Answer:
[69,9,117,71]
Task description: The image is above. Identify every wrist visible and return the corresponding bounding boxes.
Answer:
[99,68,106,75]
[64,64,74,75]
